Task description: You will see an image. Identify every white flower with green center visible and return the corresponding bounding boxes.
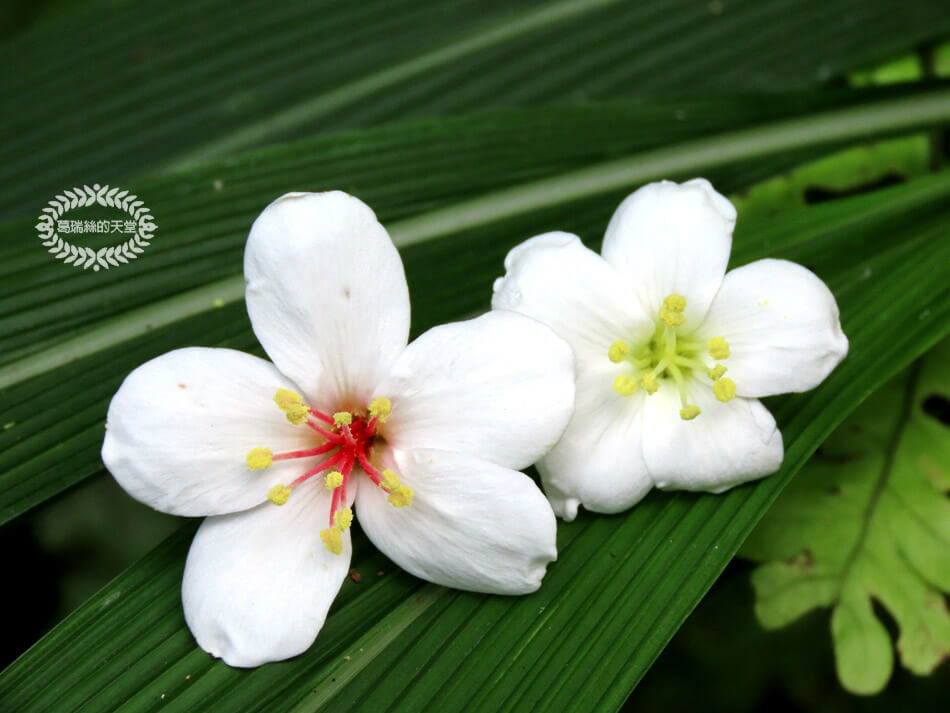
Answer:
[491,179,848,520]
[102,191,575,667]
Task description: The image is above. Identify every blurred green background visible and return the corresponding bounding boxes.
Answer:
[1,1,948,711]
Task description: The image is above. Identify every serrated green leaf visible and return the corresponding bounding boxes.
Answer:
[2,169,949,713]
[742,339,950,695]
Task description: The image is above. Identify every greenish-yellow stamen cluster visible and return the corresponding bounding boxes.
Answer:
[608,293,736,420]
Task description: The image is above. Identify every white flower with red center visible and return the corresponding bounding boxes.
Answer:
[491,179,848,520]
[102,192,574,667]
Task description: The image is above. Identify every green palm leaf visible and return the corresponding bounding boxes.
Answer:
[2,168,948,711]
[3,2,950,710]
[2,0,949,218]
[2,86,949,525]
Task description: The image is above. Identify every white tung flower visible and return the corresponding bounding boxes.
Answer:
[102,192,575,667]
[492,179,848,520]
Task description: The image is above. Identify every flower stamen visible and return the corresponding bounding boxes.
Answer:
[659,293,687,327]
[667,363,701,421]
[640,358,668,394]
[273,388,302,410]
[368,396,392,423]
[381,469,401,489]
[642,373,659,394]
[606,294,736,418]
[708,336,730,360]
[246,447,273,470]
[707,364,727,380]
[674,355,708,370]
[713,377,736,402]
[309,408,333,424]
[288,450,347,489]
[319,527,343,555]
[267,483,292,505]
[679,405,701,420]
[252,397,412,554]
[388,485,414,508]
[334,507,353,530]
[608,339,629,363]
[273,388,312,425]
[333,411,353,426]
[246,442,341,471]
[613,374,638,397]
[305,419,345,443]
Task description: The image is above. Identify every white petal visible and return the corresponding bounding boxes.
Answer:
[491,232,653,364]
[244,192,410,408]
[356,447,557,595]
[182,482,351,667]
[537,366,652,521]
[490,233,655,519]
[601,179,736,324]
[375,311,575,471]
[697,259,848,397]
[641,381,784,492]
[102,348,318,516]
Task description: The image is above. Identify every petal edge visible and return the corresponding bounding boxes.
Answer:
[102,347,316,517]
[698,258,848,397]
[602,178,735,325]
[182,481,351,667]
[244,191,410,408]
[357,447,557,595]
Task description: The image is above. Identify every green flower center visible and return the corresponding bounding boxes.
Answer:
[608,294,736,420]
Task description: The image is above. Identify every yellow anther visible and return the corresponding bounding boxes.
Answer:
[274,388,310,424]
[369,396,392,423]
[708,336,730,360]
[607,340,629,363]
[334,507,354,531]
[679,405,701,421]
[388,485,414,508]
[273,388,303,410]
[662,294,687,313]
[659,294,687,327]
[267,483,292,506]
[320,527,343,555]
[284,404,311,425]
[381,469,401,489]
[325,471,344,490]
[246,447,273,470]
[333,411,353,426]
[642,374,659,394]
[713,377,736,402]
[660,310,685,327]
[613,374,637,397]
[660,308,686,327]
[708,364,727,380]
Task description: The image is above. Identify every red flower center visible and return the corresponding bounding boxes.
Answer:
[245,391,412,554]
